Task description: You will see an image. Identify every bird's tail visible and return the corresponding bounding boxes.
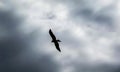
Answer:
[51,40,61,42]
[57,40,61,42]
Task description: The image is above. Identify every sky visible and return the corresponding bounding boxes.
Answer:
[0,0,120,72]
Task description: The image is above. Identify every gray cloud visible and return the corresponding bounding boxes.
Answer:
[42,0,120,72]
[59,30,84,49]
[2,0,120,72]
[75,63,120,72]
[68,1,115,29]
[44,0,115,31]
[0,2,60,72]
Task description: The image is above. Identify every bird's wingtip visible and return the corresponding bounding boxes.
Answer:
[59,50,61,52]
[49,29,52,31]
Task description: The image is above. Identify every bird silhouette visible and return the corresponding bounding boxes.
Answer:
[49,29,61,52]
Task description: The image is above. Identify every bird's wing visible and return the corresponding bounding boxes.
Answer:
[54,42,61,52]
[49,29,56,39]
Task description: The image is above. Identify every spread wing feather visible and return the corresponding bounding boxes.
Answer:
[49,29,56,39]
[54,42,61,52]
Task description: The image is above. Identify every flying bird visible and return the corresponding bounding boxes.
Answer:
[49,29,61,52]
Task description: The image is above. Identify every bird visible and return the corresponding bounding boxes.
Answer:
[49,29,61,52]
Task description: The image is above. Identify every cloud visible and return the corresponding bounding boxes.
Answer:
[39,0,120,72]
[46,0,116,30]
[75,63,120,72]
[2,0,120,72]
[0,1,60,72]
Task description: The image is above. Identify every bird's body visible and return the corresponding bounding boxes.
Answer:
[49,29,61,52]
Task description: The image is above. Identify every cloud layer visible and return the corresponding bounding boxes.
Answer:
[0,0,120,72]
[0,1,60,72]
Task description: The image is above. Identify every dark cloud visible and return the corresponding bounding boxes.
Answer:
[112,43,120,62]
[74,63,120,72]
[71,6,114,28]
[74,8,113,25]
[0,4,60,72]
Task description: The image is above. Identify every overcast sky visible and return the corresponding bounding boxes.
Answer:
[0,0,120,72]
